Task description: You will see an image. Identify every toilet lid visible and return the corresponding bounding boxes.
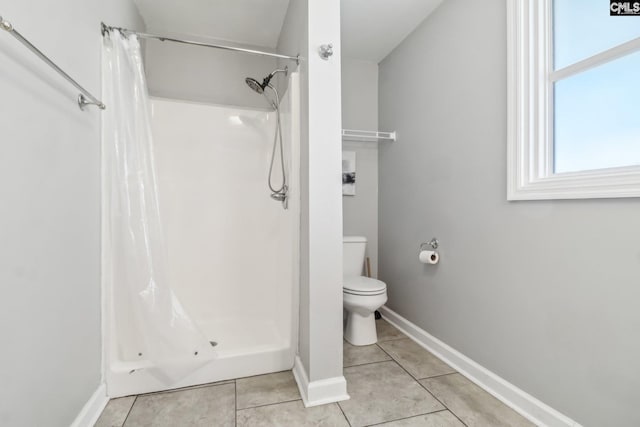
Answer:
[343,276,387,295]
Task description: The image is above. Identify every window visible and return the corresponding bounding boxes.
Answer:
[507,0,640,200]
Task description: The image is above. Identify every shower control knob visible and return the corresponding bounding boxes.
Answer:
[319,44,334,60]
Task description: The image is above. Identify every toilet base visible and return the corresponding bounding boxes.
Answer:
[344,311,378,346]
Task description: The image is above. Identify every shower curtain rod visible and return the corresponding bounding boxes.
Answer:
[101,23,300,64]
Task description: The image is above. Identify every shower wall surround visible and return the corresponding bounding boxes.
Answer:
[0,1,143,426]
[104,86,301,396]
[152,98,296,358]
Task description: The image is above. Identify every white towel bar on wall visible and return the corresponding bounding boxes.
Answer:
[342,129,397,142]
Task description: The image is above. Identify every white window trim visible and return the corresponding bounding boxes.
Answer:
[506,0,640,200]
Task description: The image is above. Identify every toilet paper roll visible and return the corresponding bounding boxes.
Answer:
[419,250,439,265]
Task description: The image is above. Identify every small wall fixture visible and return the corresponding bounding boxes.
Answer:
[319,44,334,60]
[342,129,397,142]
[419,238,440,265]
[420,238,439,251]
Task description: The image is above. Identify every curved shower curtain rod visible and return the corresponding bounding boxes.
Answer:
[101,23,301,65]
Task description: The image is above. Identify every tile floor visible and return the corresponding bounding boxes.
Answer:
[95,319,535,427]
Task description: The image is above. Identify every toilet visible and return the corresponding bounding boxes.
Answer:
[343,236,388,346]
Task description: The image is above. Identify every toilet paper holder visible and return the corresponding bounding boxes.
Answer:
[420,238,439,251]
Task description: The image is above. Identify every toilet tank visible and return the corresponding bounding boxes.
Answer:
[343,236,367,278]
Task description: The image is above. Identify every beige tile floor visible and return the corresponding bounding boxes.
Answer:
[95,319,535,427]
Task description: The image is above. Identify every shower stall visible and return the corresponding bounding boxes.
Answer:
[101,29,301,396]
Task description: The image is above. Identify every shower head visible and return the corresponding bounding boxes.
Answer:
[245,67,288,95]
[245,77,264,94]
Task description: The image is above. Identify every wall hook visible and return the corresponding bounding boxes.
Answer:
[318,43,333,60]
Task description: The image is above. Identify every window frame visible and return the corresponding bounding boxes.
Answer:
[506,0,640,200]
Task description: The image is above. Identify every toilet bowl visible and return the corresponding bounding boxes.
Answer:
[343,236,388,346]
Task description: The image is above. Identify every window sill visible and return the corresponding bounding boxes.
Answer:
[507,165,640,200]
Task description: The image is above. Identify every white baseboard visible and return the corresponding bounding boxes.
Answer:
[292,356,350,407]
[379,306,582,427]
[70,383,109,427]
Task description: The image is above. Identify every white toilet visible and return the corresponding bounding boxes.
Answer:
[343,236,388,346]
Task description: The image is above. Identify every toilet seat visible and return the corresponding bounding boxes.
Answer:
[343,276,387,296]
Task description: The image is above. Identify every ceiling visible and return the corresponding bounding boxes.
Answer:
[133,0,290,48]
[341,0,443,63]
[133,0,443,62]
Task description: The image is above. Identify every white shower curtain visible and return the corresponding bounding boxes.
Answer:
[103,31,214,383]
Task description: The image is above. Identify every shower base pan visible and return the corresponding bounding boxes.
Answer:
[106,319,294,397]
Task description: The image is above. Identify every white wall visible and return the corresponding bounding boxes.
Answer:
[145,39,278,109]
[0,2,143,426]
[378,1,640,426]
[341,58,379,277]
[279,0,347,403]
[305,0,344,385]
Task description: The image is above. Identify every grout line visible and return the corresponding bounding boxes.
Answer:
[375,341,457,382]
[136,379,235,397]
[120,396,137,427]
[376,336,408,343]
[342,359,397,375]
[377,316,470,427]
[375,346,469,427]
[376,320,410,343]
[418,372,458,381]
[336,398,353,427]
[344,358,394,370]
[237,398,303,412]
[417,380,468,427]
[234,369,292,382]
[364,409,450,427]
[375,343,421,378]
[348,335,458,426]
[234,380,237,427]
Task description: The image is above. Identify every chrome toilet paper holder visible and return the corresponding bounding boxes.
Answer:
[420,238,439,251]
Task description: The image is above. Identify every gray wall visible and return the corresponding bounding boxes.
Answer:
[341,58,379,277]
[0,2,143,426]
[145,38,278,108]
[279,0,345,389]
[378,1,640,426]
